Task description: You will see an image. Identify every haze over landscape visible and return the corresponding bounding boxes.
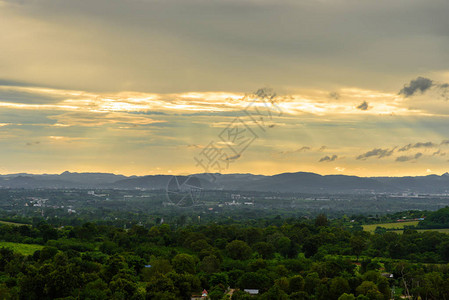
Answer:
[4,2,449,300]
[1,0,449,177]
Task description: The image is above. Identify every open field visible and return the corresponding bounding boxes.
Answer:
[363,221,419,232]
[0,220,31,227]
[391,228,449,234]
[0,242,44,255]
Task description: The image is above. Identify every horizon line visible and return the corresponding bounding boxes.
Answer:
[1,170,448,178]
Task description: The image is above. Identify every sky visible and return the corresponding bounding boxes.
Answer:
[1,0,449,177]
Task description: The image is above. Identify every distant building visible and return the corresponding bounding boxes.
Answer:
[244,289,259,295]
[191,289,208,299]
[225,200,241,206]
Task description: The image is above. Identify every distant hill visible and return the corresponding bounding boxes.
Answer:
[0,171,127,188]
[0,171,448,194]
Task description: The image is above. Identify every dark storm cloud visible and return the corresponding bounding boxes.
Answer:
[396,152,423,162]
[356,148,395,160]
[319,155,338,162]
[399,77,434,97]
[398,142,437,152]
[356,101,369,111]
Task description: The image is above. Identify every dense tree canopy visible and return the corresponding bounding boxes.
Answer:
[0,211,449,299]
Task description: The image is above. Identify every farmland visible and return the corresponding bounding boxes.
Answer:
[0,220,30,227]
[391,228,449,234]
[0,241,43,255]
[362,220,419,232]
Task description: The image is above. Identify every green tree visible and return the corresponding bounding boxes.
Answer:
[39,246,58,262]
[253,242,275,259]
[79,279,111,300]
[261,284,289,300]
[167,272,201,300]
[199,255,220,274]
[356,281,383,300]
[209,285,226,300]
[226,240,252,260]
[109,273,138,299]
[289,275,305,293]
[276,237,292,258]
[423,272,445,300]
[146,273,175,299]
[237,272,272,291]
[329,277,350,300]
[315,214,328,227]
[142,258,173,280]
[172,254,197,274]
[338,293,356,300]
[350,236,366,261]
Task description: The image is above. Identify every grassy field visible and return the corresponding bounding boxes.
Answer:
[363,221,419,232]
[391,228,449,234]
[0,241,44,255]
[0,220,31,227]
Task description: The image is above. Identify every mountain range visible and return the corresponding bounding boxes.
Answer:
[1,171,449,194]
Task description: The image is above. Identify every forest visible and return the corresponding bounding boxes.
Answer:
[2,209,449,299]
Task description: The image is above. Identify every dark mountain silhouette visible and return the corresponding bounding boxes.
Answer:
[0,171,448,193]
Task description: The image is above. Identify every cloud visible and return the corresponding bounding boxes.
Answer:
[396,152,423,162]
[0,79,39,87]
[185,144,204,150]
[276,146,311,157]
[297,146,311,152]
[329,92,340,100]
[356,148,395,160]
[225,154,241,161]
[432,150,446,156]
[2,0,449,96]
[47,111,164,127]
[356,101,369,111]
[26,141,40,146]
[398,77,449,100]
[0,86,71,104]
[437,83,449,100]
[318,146,327,152]
[399,77,434,97]
[291,146,310,153]
[319,154,338,162]
[398,141,437,152]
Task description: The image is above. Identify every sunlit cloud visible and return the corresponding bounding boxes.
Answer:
[1,83,442,125]
[47,111,165,127]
